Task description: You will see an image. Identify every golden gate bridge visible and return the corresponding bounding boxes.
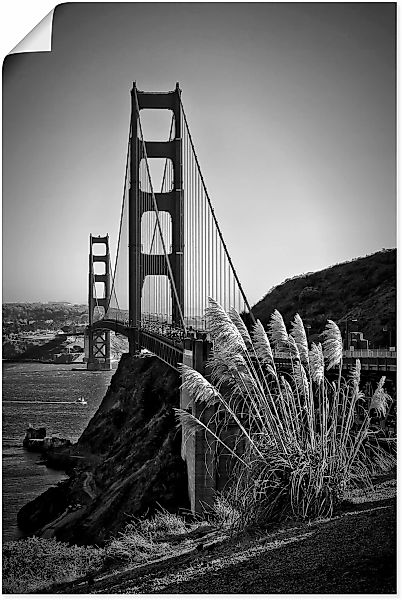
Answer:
[86,83,255,371]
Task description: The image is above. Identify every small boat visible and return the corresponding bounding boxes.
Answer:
[75,396,87,405]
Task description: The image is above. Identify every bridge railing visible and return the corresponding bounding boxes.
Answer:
[273,349,396,373]
[343,349,397,359]
[273,349,397,360]
[138,330,184,370]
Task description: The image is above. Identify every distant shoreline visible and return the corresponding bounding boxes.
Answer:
[2,358,84,365]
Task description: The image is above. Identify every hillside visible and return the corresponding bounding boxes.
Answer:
[2,303,88,334]
[252,249,396,347]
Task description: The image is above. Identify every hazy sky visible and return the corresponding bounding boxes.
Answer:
[3,3,396,305]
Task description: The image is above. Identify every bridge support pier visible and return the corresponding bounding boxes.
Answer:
[86,330,111,370]
[180,337,217,514]
[86,234,112,371]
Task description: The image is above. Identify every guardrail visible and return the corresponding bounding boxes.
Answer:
[139,330,184,370]
[344,349,397,359]
[273,349,397,359]
[273,350,396,373]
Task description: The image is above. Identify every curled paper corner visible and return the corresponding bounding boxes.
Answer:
[9,9,54,55]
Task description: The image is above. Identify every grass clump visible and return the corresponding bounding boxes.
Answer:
[176,299,395,530]
[2,511,201,593]
[2,536,104,594]
[106,509,199,566]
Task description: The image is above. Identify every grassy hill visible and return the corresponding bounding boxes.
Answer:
[251,249,396,348]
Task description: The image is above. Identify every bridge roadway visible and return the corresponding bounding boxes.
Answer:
[90,318,186,370]
[90,318,396,374]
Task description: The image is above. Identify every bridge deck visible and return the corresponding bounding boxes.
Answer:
[90,318,396,373]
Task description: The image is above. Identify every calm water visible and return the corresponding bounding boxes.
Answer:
[2,363,114,542]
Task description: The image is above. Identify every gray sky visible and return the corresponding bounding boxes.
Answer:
[3,2,396,305]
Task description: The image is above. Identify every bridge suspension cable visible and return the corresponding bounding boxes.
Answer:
[106,124,132,323]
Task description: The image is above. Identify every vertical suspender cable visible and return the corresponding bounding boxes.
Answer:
[179,97,255,324]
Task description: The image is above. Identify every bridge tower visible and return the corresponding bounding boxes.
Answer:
[129,83,184,354]
[86,234,112,370]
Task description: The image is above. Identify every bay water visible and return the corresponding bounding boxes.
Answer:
[2,363,114,542]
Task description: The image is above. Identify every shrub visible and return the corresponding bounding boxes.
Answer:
[176,299,395,529]
[2,536,104,594]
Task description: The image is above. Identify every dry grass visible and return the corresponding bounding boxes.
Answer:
[2,536,103,594]
[105,509,208,566]
[3,510,210,593]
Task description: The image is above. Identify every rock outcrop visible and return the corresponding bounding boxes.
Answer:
[23,426,72,454]
[18,353,189,545]
[23,426,46,449]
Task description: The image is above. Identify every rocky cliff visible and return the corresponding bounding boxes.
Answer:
[18,353,189,546]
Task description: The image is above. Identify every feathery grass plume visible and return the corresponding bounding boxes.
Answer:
[287,334,301,361]
[369,376,391,417]
[375,375,386,393]
[174,407,207,435]
[206,298,246,352]
[309,342,324,384]
[350,359,361,390]
[251,320,274,365]
[179,364,220,407]
[207,350,250,391]
[280,375,294,401]
[290,313,309,367]
[228,307,253,349]
[322,320,343,369]
[293,362,309,398]
[181,359,267,457]
[268,309,289,351]
[174,408,249,467]
[264,362,279,379]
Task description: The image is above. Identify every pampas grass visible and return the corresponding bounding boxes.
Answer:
[176,299,395,529]
[290,313,309,367]
[309,342,325,384]
[322,320,343,369]
[369,376,392,417]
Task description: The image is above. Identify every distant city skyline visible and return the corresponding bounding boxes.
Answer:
[3,3,396,305]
